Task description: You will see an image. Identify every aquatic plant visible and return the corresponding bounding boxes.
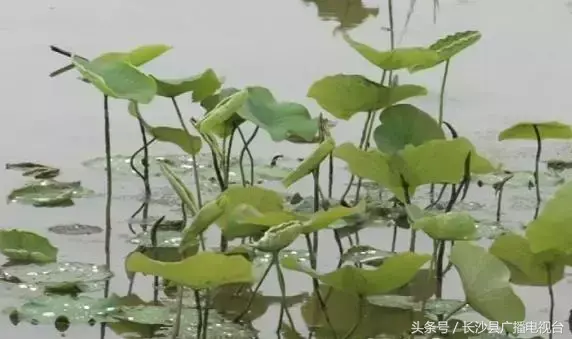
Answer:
[2,5,572,339]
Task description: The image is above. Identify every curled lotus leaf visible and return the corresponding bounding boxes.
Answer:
[125,251,254,290]
[412,212,477,241]
[409,31,482,72]
[307,74,427,120]
[252,220,306,253]
[282,136,336,187]
[498,121,572,141]
[0,230,58,263]
[342,32,440,70]
[72,56,157,104]
[153,68,222,100]
[450,242,525,327]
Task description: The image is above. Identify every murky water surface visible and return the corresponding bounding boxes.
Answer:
[1,0,572,338]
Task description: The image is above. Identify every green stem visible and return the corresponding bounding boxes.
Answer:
[234,259,273,322]
[103,95,112,298]
[194,289,203,337]
[435,240,445,299]
[438,60,450,126]
[171,286,185,339]
[201,293,210,339]
[237,126,258,186]
[328,153,334,198]
[546,264,554,339]
[274,254,296,333]
[533,124,542,220]
[171,97,205,249]
[134,107,151,230]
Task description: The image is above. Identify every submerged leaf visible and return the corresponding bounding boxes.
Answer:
[72,56,157,103]
[283,137,335,187]
[526,180,572,255]
[125,251,254,289]
[0,230,58,263]
[153,68,222,100]
[490,232,565,286]
[410,31,482,72]
[307,74,426,120]
[498,121,572,141]
[343,32,440,70]
[373,104,445,154]
[450,242,525,325]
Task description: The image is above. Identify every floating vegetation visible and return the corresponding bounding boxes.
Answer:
[48,224,104,236]
[7,180,94,207]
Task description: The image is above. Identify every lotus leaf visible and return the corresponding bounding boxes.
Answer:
[0,230,58,263]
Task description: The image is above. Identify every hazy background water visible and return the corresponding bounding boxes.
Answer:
[1,0,572,338]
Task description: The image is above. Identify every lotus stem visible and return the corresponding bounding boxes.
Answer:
[234,259,273,322]
[391,224,398,252]
[224,126,237,187]
[171,97,205,249]
[150,217,165,304]
[134,106,152,230]
[422,240,439,312]
[273,254,296,333]
[495,175,514,222]
[334,230,344,268]
[328,152,334,198]
[128,137,157,233]
[435,240,445,299]
[342,295,363,339]
[194,289,203,337]
[532,124,542,220]
[201,292,210,339]
[438,61,450,126]
[546,264,555,339]
[238,126,258,186]
[103,95,112,298]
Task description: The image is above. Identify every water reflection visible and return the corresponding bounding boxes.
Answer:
[301,0,379,29]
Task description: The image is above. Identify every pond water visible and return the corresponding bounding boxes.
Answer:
[1,0,572,338]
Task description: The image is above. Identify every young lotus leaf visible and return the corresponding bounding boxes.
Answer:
[72,56,157,104]
[252,220,306,252]
[490,232,565,286]
[153,68,222,100]
[97,44,172,67]
[498,121,572,141]
[282,136,335,187]
[148,126,202,155]
[180,196,226,253]
[282,251,430,295]
[214,185,285,232]
[409,31,482,72]
[158,162,198,215]
[526,180,572,255]
[0,230,58,263]
[225,205,300,240]
[7,180,93,207]
[373,104,445,154]
[412,212,477,241]
[196,89,248,136]
[396,137,495,189]
[6,162,60,179]
[236,87,319,142]
[200,88,245,138]
[307,74,427,120]
[125,251,254,290]
[333,142,406,200]
[342,32,440,70]
[302,199,367,234]
[450,242,525,325]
